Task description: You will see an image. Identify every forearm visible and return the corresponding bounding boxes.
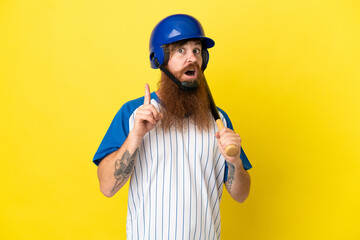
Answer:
[225,160,251,203]
[97,131,142,197]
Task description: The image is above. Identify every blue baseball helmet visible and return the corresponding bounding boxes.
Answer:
[149,14,215,70]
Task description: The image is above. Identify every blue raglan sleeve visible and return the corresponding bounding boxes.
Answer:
[217,108,252,182]
[93,105,131,166]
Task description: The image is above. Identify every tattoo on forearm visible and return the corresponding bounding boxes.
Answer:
[226,162,236,192]
[111,149,138,192]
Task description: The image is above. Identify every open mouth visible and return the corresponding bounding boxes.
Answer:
[185,69,196,77]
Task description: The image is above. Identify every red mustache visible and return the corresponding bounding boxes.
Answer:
[180,63,200,74]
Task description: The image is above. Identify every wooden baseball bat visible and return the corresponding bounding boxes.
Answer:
[204,77,239,157]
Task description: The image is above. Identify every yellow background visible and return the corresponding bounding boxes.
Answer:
[1,0,359,239]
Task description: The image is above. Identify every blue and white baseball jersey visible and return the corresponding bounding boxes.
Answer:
[93,92,252,240]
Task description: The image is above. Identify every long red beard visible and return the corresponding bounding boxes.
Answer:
[157,66,211,132]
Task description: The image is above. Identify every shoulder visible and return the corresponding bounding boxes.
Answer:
[119,96,145,115]
[217,107,233,130]
[217,107,230,120]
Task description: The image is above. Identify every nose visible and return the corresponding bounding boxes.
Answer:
[186,51,197,63]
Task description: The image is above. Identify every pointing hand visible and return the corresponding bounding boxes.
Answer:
[132,84,163,138]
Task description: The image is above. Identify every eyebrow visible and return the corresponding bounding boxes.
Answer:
[168,40,202,52]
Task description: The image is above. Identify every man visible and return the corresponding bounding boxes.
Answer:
[93,14,252,239]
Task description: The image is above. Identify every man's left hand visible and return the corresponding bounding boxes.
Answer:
[215,128,243,169]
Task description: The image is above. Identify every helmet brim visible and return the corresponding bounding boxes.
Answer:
[162,36,215,49]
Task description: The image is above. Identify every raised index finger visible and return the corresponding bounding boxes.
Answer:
[144,83,151,105]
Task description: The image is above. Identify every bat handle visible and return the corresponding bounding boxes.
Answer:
[215,119,240,157]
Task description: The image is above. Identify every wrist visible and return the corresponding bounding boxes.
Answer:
[232,157,244,171]
[127,131,144,151]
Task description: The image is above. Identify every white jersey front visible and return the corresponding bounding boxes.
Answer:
[128,99,225,240]
[93,92,252,240]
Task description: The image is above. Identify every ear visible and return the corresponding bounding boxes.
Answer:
[150,46,166,69]
[201,49,209,70]
[162,46,169,66]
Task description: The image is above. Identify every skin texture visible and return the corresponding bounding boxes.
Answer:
[215,128,251,203]
[111,149,138,193]
[166,40,203,82]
